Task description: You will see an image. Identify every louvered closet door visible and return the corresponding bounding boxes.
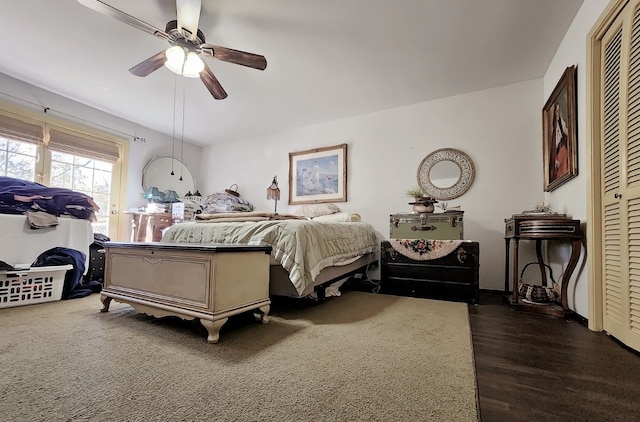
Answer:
[601,0,640,351]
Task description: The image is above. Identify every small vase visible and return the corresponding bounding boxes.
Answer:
[413,204,427,213]
[412,203,434,213]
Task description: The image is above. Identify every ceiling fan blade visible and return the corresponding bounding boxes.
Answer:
[129,51,167,77]
[77,0,170,41]
[176,0,201,41]
[200,64,228,100]
[200,44,267,71]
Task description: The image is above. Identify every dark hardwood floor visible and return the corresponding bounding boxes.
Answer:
[470,293,640,422]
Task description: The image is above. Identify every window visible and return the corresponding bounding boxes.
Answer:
[0,138,38,181]
[0,107,128,240]
[49,151,113,235]
[0,109,44,182]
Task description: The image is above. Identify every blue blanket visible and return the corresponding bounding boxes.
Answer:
[0,176,98,220]
[32,247,101,299]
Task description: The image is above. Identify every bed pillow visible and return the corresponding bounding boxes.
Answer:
[312,212,361,222]
[293,203,341,218]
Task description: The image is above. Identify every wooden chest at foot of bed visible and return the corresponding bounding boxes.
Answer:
[101,242,272,343]
[380,240,479,304]
[389,211,464,240]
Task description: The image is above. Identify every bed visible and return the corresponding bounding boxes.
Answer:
[1,213,93,270]
[0,176,97,272]
[161,211,379,299]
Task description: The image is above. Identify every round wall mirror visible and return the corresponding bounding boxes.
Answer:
[142,156,196,198]
[429,160,461,189]
[417,148,475,200]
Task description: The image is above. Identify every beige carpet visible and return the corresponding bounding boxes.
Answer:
[0,291,478,421]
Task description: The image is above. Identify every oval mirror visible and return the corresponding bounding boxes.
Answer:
[142,156,196,198]
[417,148,475,200]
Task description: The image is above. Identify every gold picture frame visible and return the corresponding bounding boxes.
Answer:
[288,143,347,205]
[543,65,578,192]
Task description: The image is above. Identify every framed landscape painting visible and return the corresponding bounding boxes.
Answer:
[289,143,347,205]
[542,65,578,192]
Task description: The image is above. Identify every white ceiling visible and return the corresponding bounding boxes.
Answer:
[0,0,583,146]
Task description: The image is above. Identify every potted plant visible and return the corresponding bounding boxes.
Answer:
[405,186,425,201]
[405,187,438,213]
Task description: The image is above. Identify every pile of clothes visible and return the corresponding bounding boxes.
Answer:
[201,191,254,213]
[0,176,99,220]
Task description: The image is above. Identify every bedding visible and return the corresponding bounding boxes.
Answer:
[312,212,361,222]
[0,176,99,220]
[293,203,341,218]
[195,211,305,223]
[162,215,378,297]
[201,191,254,213]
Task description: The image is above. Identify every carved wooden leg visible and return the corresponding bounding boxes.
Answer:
[200,318,228,344]
[100,295,112,312]
[504,238,510,294]
[510,238,520,304]
[255,304,270,324]
[560,239,583,314]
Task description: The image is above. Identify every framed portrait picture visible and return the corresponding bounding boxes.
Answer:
[289,143,347,205]
[542,65,578,192]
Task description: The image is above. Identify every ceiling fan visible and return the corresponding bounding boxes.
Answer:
[77,0,267,100]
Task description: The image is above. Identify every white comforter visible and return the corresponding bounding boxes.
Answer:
[162,219,378,295]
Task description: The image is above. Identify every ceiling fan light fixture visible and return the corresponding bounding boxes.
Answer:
[165,45,186,75]
[182,52,204,77]
[164,46,203,77]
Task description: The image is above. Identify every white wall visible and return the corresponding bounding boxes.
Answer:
[543,0,609,317]
[0,73,203,240]
[201,79,544,290]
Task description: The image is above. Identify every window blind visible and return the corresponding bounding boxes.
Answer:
[0,112,44,145]
[48,127,120,163]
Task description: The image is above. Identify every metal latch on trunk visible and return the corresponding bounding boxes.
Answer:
[411,213,436,232]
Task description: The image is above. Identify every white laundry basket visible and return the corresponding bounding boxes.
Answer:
[0,265,72,309]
